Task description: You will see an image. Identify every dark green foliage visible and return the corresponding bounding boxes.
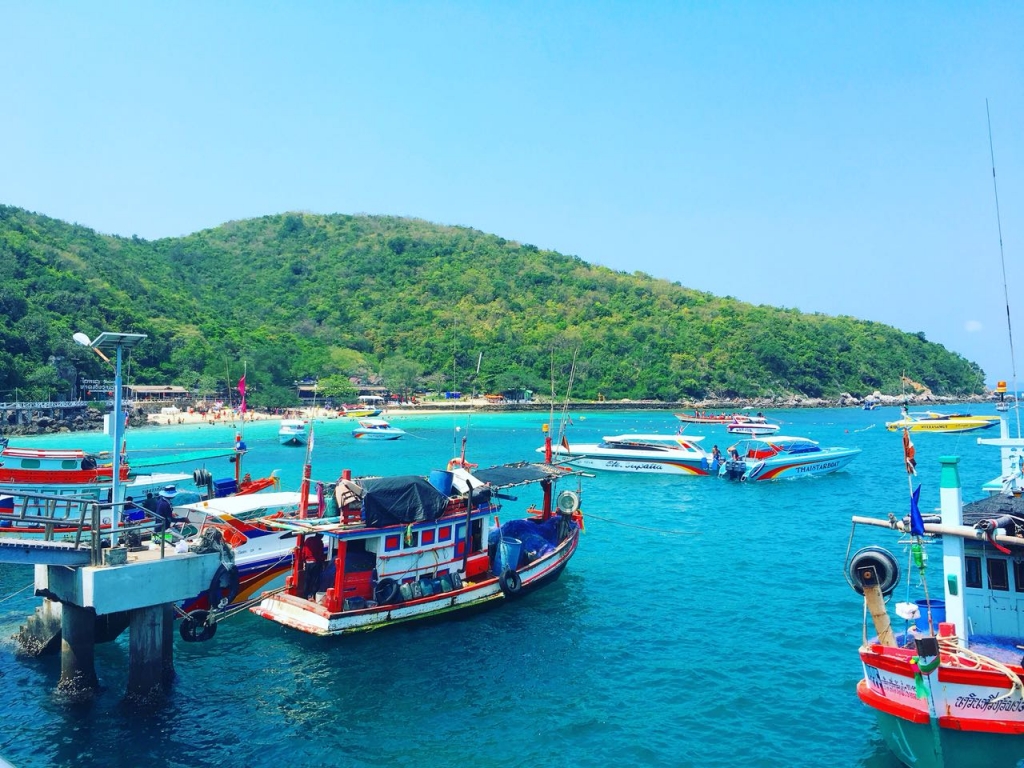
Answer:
[0,205,985,402]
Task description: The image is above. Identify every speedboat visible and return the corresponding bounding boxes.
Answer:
[546,433,719,475]
[849,417,1024,767]
[718,436,860,481]
[352,417,407,440]
[885,410,1000,433]
[249,427,586,637]
[726,414,781,435]
[278,418,308,446]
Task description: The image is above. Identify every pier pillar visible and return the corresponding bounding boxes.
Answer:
[58,603,98,699]
[15,599,63,656]
[127,604,175,699]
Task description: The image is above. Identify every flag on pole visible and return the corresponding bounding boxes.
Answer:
[909,484,925,536]
[238,375,247,414]
[902,428,917,475]
[561,435,571,452]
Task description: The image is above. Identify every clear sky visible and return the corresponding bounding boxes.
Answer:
[3,2,1022,387]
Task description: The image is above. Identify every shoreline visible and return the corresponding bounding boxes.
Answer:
[141,392,994,427]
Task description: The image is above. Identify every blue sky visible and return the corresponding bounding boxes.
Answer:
[3,2,1023,387]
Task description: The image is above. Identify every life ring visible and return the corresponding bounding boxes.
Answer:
[447,457,479,472]
[374,577,401,605]
[179,609,217,642]
[206,563,240,611]
[499,569,522,598]
[849,546,901,596]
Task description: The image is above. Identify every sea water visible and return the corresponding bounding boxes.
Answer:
[0,406,1007,767]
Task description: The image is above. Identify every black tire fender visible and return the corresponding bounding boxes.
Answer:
[179,609,217,642]
[499,569,522,598]
[374,577,401,605]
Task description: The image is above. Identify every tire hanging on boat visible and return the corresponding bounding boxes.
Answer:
[179,609,217,642]
[499,569,522,597]
[374,577,401,605]
[849,546,901,596]
[206,563,240,610]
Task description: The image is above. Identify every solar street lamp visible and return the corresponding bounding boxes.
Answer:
[74,331,147,541]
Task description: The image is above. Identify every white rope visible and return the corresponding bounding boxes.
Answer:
[938,634,1024,702]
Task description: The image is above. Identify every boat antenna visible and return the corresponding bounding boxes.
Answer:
[986,99,1021,437]
[555,348,579,447]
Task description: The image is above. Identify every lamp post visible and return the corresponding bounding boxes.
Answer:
[74,331,147,542]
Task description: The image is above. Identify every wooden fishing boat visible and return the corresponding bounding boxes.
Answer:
[249,428,585,637]
[849,417,1024,767]
[673,410,735,424]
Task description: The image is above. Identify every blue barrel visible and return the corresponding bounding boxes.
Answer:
[493,537,522,575]
[429,470,454,496]
[915,598,947,628]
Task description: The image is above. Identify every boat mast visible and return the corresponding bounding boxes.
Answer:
[986,99,1021,437]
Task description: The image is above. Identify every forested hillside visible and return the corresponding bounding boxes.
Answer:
[0,205,984,405]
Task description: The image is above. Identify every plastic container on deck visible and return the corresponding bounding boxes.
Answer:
[429,470,454,496]
[493,537,522,575]
[914,598,946,629]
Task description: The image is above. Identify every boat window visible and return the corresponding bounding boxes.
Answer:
[61,460,78,469]
[988,558,1010,591]
[402,530,420,549]
[19,459,41,469]
[964,556,982,588]
[1014,561,1024,593]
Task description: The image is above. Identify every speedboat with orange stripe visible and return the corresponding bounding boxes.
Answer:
[546,433,718,475]
[719,435,860,481]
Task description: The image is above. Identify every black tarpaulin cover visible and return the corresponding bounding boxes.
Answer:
[472,462,571,490]
[360,475,450,526]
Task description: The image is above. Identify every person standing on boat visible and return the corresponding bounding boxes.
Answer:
[302,533,327,599]
[711,445,722,464]
[154,485,181,532]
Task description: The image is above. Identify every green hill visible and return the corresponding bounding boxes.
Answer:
[0,205,984,405]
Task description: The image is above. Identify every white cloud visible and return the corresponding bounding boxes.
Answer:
[965,320,983,333]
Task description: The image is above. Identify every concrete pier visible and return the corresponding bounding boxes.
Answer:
[17,546,223,700]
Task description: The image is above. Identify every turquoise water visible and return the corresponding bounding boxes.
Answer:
[0,406,1008,767]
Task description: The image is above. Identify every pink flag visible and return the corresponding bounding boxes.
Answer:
[238,375,247,413]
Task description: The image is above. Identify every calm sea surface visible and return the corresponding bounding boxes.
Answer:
[0,406,1008,767]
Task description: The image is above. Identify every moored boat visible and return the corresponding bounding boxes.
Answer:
[673,410,735,424]
[278,418,308,446]
[547,433,719,475]
[250,428,585,637]
[725,414,781,435]
[849,417,1024,767]
[885,409,1000,433]
[718,435,860,481]
[351,417,407,440]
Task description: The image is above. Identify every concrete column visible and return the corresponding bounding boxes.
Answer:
[127,605,166,700]
[58,603,98,699]
[162,604,176,685]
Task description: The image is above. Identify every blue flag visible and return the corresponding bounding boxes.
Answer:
[909,484,925,536]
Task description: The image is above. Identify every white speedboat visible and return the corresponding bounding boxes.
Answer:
[352,418,407,440]
[278,419,308,446]
[726,415,781,435]
[718,436,861,481]
[546,434,719,475]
